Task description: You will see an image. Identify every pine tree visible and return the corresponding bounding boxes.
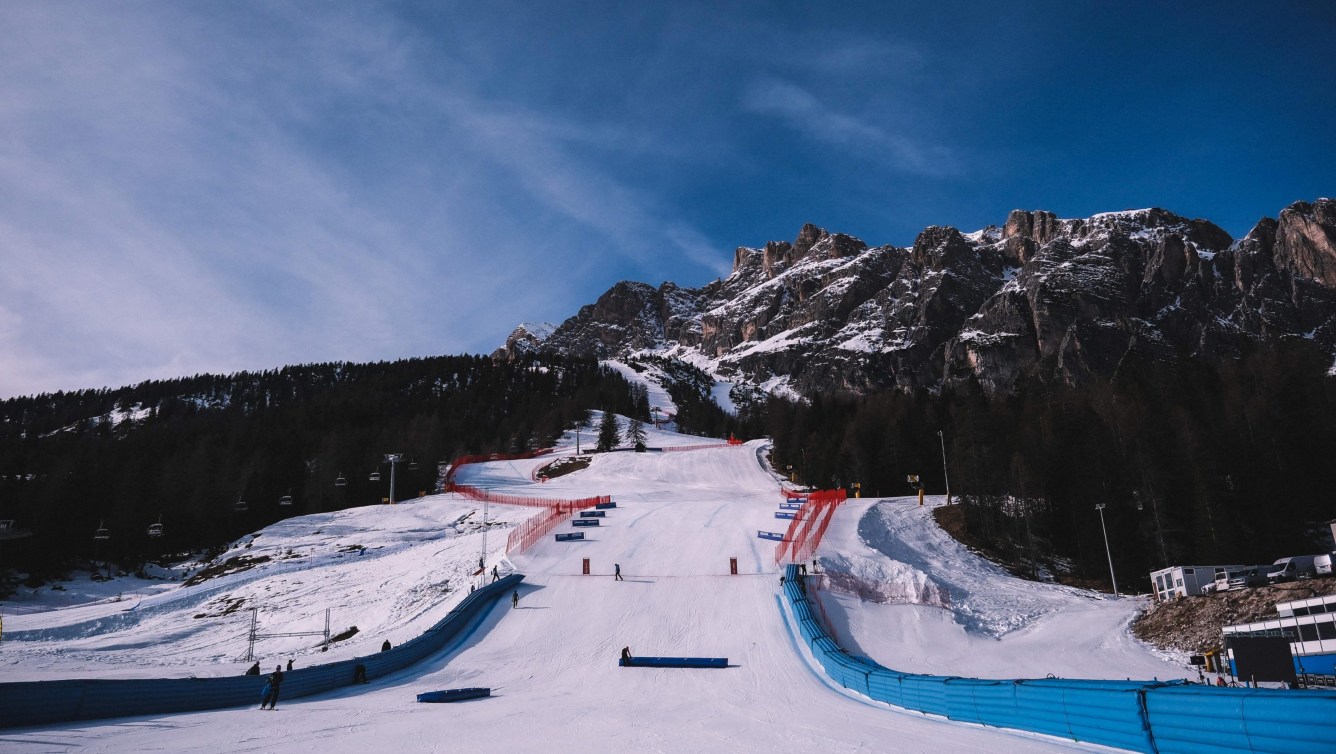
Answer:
[596,411,620,452]
[626,417,647,451]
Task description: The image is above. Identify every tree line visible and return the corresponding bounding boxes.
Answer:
[761,337,1336,591]
[0,355,643,579]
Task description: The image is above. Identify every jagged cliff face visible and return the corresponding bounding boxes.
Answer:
[498,199,1336,396]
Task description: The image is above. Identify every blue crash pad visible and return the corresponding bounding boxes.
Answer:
[555,532,585,541]
[595,502,617,509]
[571,518,600,527]
[619,657,727,668]
[757,530,785,541]
[779,501,802,510]
[774,511,796,519]
[579,510,606,518]
[417,688,490,703]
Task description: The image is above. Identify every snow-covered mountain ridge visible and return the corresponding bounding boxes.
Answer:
[499,198,1336,395]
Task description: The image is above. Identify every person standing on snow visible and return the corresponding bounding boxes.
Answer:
[260,665,283,709]
[511,590,519,608]
[491,565,499,583]
[614,563,623,581]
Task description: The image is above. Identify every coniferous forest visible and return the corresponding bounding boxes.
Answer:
[760,337,1336,591]
[0,355,643,577]
[3,338,1335,596]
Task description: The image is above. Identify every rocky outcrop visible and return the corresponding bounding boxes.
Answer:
[504,199,1336,397]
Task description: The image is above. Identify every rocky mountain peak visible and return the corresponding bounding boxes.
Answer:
[1274,198,1336,287]
[506,199,1336,397]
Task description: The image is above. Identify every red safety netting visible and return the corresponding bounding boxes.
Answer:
[660,443,732,452]
[442,448,608,557]
[775,489,848,564]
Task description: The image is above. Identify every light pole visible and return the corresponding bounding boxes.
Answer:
[937,430,952,505]
[1095,503,1119,596]
[384,453,402,504]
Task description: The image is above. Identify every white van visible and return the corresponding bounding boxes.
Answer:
[1267,555,1318,584]
[1315,553,1333,576]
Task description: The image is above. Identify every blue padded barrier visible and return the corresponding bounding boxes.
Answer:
[775,511,796,519]
[594,502,617,509]
[417,687,490,703]
[778,561,1336,753]
[578,510,606,518]
[758,530,785,541]
[779,501,803,510]
[1144,685,1336,754]
[571,519,600,527]
[554,532,584,541]
[0,573,524,729]
[619,656,727,668]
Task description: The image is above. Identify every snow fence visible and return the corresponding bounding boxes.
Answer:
[0,573,524,729]
[781,565,1336,753]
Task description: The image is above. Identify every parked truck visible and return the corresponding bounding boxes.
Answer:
[1266,555,1319,584]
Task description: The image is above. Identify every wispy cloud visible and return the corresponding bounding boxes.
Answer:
[0,3,730,398]
[741,78,960,177]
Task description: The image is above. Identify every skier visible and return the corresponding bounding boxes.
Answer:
[260,665,283,710]
[511,590,519,609]
[491,565,499,583]
[614,563,623,581]
[382,639,392,652]
[245,661,261,676]
[286,658,294,671]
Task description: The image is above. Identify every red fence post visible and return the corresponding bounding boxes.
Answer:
[583,558,590,575]
[730,557,737,575]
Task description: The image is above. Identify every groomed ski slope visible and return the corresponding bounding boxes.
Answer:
[1,423,1189,752]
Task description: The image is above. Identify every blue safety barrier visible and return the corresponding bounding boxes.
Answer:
[0,574,524,729]
[779,501,803,510]
[417,687,490,703]
[757,531,785,541]
[779,564,1336,753]
[554,532,584,541]
[571,519,600,527]
[774,511,796,519]
[595,502,617,509]
[619,656,727,668]
[579,510,606,518]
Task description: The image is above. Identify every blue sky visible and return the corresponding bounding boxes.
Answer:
[1,1,1333,399]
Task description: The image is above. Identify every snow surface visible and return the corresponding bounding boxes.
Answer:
[0,424,1190,751]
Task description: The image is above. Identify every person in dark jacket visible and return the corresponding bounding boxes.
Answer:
[353,664,367,684]
[614,563,623,581]
[261,666,283,709]
[286,658,294,671]
[245,661,261,676]
[511,590,519,608]
[382,639,392,652]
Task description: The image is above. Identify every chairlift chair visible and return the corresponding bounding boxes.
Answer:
[94,521,110,540]
[369,470,381,482]
[408,460,420,471]
[147,516,164,537]
[234,496,248,512]
[335,473,347,487]
[279,490,293,506]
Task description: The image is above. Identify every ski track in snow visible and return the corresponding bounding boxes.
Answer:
[0,421,1189,751]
